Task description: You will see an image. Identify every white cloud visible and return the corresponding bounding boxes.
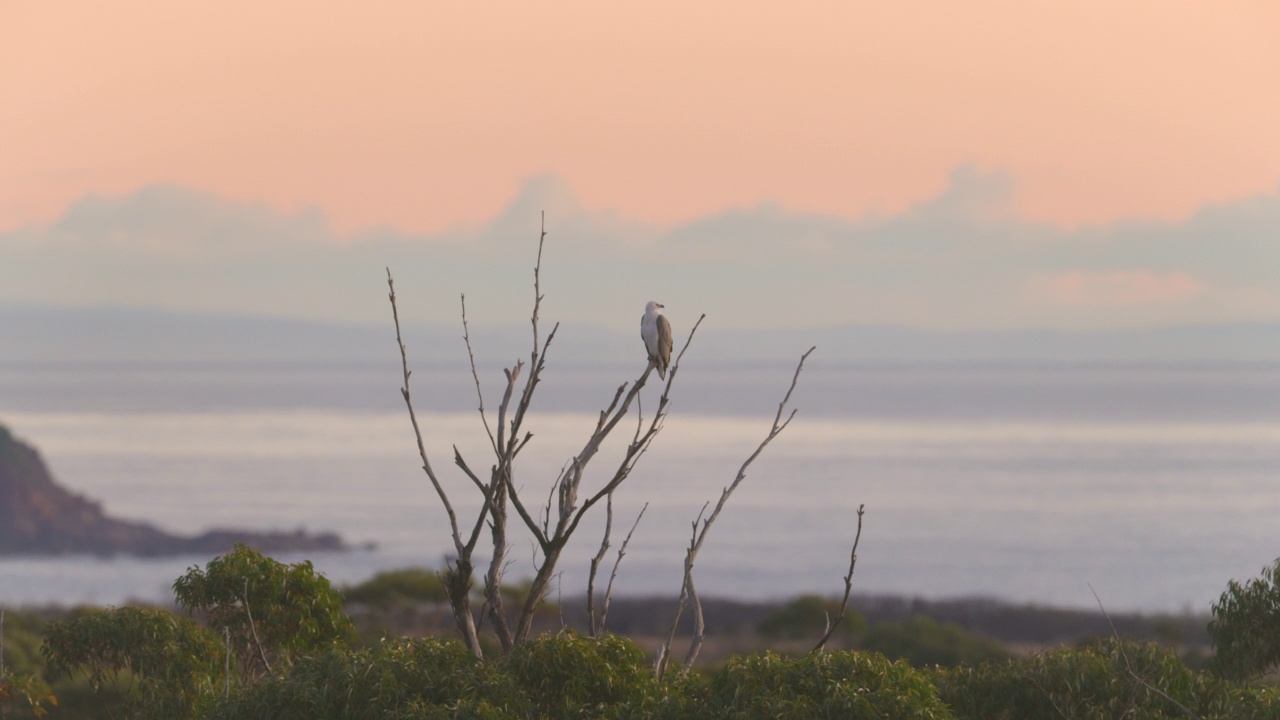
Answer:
[2,169,1277,331]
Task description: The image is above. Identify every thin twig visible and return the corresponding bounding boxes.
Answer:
[223,626,230,698]
[812,504,865,653]
[1026,674,1074,720]
[461,294,499,456]
[601,503,647,634]
[1089,584,1199,720]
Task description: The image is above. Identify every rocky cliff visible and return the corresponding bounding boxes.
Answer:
[0,424,348,556]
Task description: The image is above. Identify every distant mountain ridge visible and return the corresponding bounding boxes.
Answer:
[3,303,1279,364]
[0,423,349,557]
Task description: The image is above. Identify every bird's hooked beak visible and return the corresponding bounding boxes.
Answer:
[657,303,665,309]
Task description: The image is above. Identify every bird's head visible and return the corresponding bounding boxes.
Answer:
[645,300,664,313]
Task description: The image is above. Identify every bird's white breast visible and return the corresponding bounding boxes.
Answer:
[641,312,660,353]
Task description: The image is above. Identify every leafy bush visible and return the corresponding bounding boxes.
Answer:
[702,649,954,719]
[208,637,524,719]
[173,544,355,683]
[343,567,449,608]
[504,632,658,719]
[860,615,1010,668]
[40,606,222,720]
[1209,556,1280,680]
[934,638,1280,720]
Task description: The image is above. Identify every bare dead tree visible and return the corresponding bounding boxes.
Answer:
[655,346,816,680]
[389,216,704,655]
[811,503,865,653]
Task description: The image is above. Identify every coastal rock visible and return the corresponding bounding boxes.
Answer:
[0,424,349,557]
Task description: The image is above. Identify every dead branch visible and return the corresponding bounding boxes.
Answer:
[586,496,649,637]
[656,346,816,680]
[461,294,499,456]
[388,268,484,655]
[601,502,647,635]
[388,269,466,556]
[812,504,865,653]
[586,493,615,637]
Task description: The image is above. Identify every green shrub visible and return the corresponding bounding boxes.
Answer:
[209,637,524,719]
[860,615,1010,668]
[1209,556,1280,680]
[504,632,657,719]
[934,638,1280,720]
[343,567,449,608]
[173,544,355,683]
[757,595,864,641]
[702,649,954,719]
[41,606,222,720]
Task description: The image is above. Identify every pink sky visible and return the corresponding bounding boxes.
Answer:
[4,1,1280,235]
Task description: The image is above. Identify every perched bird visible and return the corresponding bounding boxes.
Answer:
[641,301,673,379]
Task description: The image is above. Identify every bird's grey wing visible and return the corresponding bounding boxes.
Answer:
[657,314,673,367]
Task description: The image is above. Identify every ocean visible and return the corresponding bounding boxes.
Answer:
[1,359,1278,614]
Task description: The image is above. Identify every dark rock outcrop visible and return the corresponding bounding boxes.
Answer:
[0,424,348,556]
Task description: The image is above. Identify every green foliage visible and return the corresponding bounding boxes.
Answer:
[172,544,355,682]
[1209,556,1280,680]
[2,610,49,677]
[589,669,708,720]
[757,594,864,640]
[208,637,524,719]
[861,615,1010,668]
[504,632,658,719]
[342,567,449,608]
[40,606,221,720]
[933,638,1280,720]
[0,672,57,719]
[702,649,954,719]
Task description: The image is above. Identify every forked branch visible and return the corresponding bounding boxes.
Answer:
[656,346,816,680]
[812,504,865,653]
[587,497,648,637]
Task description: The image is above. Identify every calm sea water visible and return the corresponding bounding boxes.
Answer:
[1,360,1279,613]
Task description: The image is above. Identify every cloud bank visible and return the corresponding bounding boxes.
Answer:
[3,167,1277,331]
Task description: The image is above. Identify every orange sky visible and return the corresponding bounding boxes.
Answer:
[4,1,1279,235]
